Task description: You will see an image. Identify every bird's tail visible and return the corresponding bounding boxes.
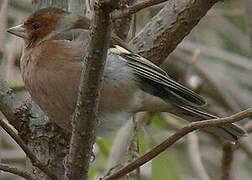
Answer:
[169,105,247,141]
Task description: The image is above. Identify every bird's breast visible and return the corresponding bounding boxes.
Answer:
[20,43,139,132]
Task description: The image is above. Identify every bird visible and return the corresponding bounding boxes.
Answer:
[7,7,246,141]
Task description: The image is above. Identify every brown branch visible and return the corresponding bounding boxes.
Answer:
[0,80,31,139]
[103,108,251,180]
[220,143,234,180]
[0,163,37,180]
[0,119,59,180]
[63,0,117,179]
[112,0,133,41]
[129,0,220,65]
[112,0,168,19]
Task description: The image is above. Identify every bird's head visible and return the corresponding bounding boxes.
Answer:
[7,7,91,47]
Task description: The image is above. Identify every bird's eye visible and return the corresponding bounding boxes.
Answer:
[31,22,41,31]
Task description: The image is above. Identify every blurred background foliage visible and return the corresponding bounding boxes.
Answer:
[1,0,252,179]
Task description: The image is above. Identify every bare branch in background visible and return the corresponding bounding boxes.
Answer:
[0,119,59,180]
[0,0,8,53]
[112,0,168,19]
[180,40,252,71]
[32,0,69,10]
[104,108,252,180]
[106,113,147,173]
[238,141,252,161]
[126,116,141,179]
[187,133,211,180]
[0,163,37,180]
[64,0,117,179]
[6,38,17,82]
[245,0,252,54]
[220,143,234,180]
[208,13,250,54]
[171,50,241,113]
[130,0,219,65]
[0,0,8,80]
[107,119,135,171]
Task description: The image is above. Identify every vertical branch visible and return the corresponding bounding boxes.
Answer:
[126,116,141,179]
[64,0,117,179]
[112,0,133,41]
[0,0,8,54]
[187,133,210,180]
[106,119,135,171]
[0,0,8,78]
[220,143,234,180]
[245,0,252,54]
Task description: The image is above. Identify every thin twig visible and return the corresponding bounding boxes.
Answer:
[112,0,168,19]
[0,163,37,180]
[103,108,251,180]
[63,0,117,179]
[0,119,59,180]
[220,143,234,180]
[187,133,211,180]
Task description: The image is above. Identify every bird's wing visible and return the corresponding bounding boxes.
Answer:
[110,45,206,107]
[110,45,247,141]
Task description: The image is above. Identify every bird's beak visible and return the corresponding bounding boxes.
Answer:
[7,24,28,39]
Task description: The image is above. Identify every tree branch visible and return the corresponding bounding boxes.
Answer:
[0,119,59,180]
[112,0,168,19]
[0,80,31,141]
[0,163,37,180]
[220,143,234,180]
[63,0,117,179]
[112,0,133,41]
[103,108,251,180]
[129,0,219,65]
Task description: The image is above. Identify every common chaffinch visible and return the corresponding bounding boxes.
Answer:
[7,7,246,141]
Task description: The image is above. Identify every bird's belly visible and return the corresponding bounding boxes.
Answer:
[30,84,137,133]
[23,70,138,133]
